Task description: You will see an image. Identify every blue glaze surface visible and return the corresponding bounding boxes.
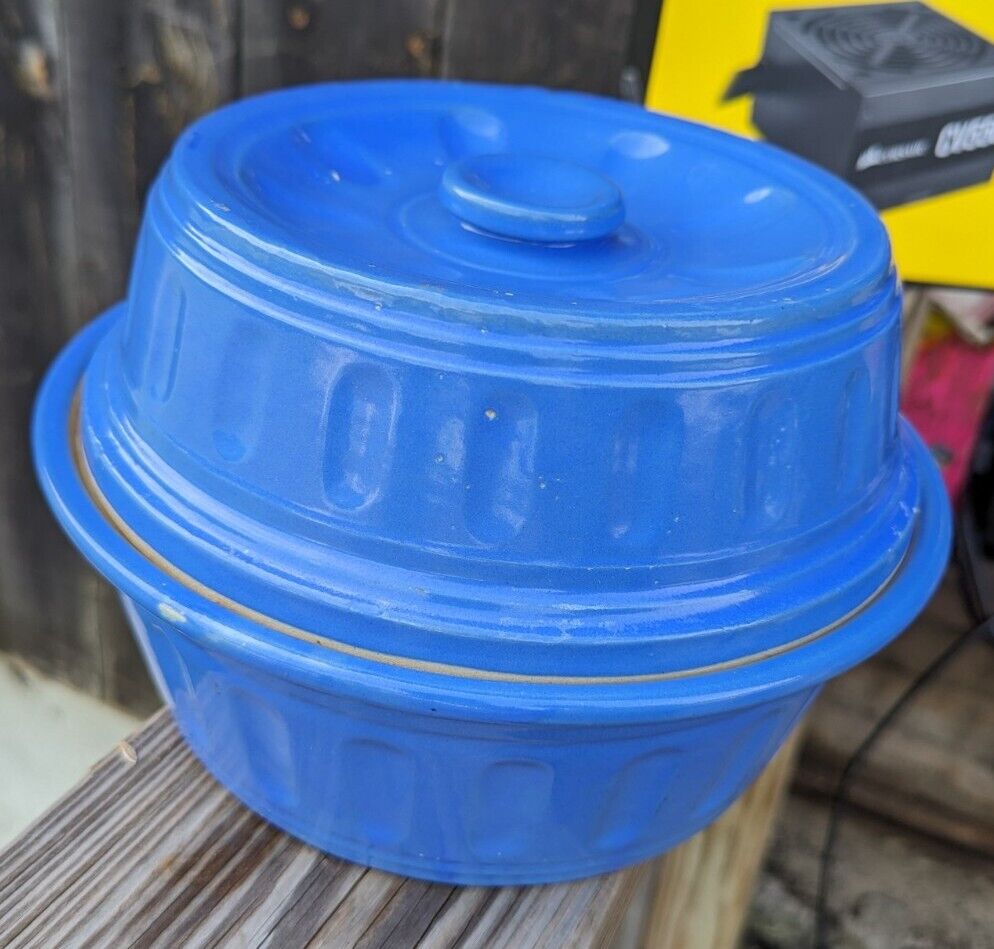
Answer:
[33,80,951,883]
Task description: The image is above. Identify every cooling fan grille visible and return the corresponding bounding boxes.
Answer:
[803,6,985,74]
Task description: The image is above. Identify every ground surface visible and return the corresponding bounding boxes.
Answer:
[745,790,994,949]
[0,652,139,846]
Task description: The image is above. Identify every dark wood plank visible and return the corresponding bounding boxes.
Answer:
[240,0,444,95]
[0,0,150,709]
[439,0,638,96]
[0,1,63,679]
[0,711,648,948]
[124,0,239,202]
[0,0,238,712]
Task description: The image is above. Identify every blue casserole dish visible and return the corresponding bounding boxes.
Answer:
[33,80,950,884]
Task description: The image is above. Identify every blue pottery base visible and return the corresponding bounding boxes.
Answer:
[125,595,815,884]
[34,308,950,887]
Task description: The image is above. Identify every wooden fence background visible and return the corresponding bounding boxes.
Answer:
[0,0,660,711]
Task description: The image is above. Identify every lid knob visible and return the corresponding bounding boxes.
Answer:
[439,153,625,243]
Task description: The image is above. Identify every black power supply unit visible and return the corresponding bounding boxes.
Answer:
[726,3,994,209]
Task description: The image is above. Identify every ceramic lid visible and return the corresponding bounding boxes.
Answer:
[71,80,928,679]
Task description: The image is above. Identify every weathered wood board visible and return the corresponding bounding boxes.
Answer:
[0,708,798,948]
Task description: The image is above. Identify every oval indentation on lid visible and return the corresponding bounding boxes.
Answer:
[608,129,670,160]
[464,397,538,544]
[440,106,509,158]
[468,759,554,860]
[294,122,388,185]
[608,399,684,549]
[324,363,399,511]
[744,391,800,531]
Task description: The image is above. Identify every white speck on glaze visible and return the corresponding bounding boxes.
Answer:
[157,603,187,624]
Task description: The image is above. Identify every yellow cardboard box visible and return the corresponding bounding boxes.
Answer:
[646,1,994,288]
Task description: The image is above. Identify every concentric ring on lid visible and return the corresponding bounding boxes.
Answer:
[155,80,893,350]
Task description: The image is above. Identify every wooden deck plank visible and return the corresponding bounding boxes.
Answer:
[0,712,644,948]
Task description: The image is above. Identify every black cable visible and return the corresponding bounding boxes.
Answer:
[811,613,992,949]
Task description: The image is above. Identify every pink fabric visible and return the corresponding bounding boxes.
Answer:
[902,332,994,502]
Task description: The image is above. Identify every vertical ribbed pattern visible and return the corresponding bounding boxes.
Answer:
[885,322,902,444]
[120,232,152,392]
[464,396,539,543]
[210,326,269,463]
[127,599,818,882]
[468,760,555,859]
[121,267,186,404]
[335,739,416,847]
[683,712,775,814]
[147,286,186,404]
[228,687,299,810]
[119,596,172,705]
[594,748,681,852]
[745,391,800,532]
[323,363,399,511]
[607,400,684,551]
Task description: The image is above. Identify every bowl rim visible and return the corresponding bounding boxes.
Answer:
[33,309,952,725]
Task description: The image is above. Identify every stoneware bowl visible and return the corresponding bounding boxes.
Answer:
[33,80,951,884]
